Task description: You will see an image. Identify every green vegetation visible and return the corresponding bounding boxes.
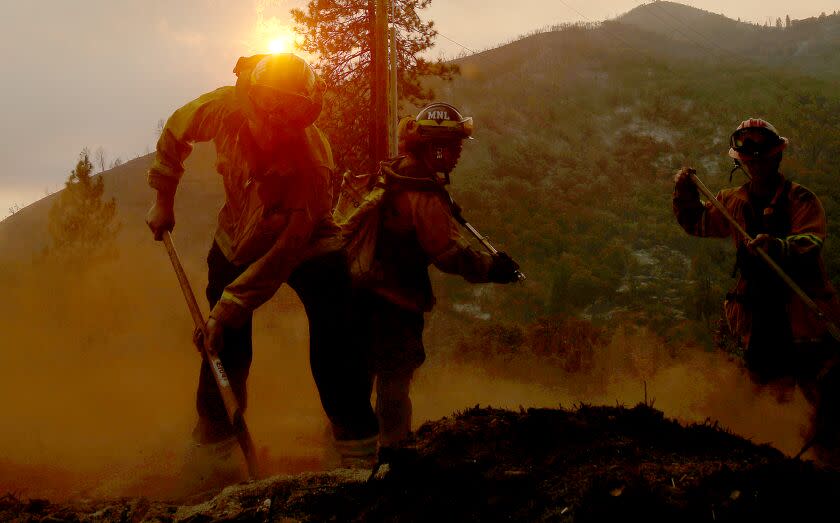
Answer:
[45,148,120,262]
[620,2,840,81]
[422,16,840,356]
[292,0,457,172]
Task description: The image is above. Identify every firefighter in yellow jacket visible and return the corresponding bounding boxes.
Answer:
[673,118,840,464]
[145,54,378,480]
[353,103,521,462]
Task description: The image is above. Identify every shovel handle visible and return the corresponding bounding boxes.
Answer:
[162,233,207,335]
[161,231,260,479]
[689,173,840,343]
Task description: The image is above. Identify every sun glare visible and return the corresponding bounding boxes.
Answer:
[252,4,311,59]
[266,27,298,54]
[268,34,293,54]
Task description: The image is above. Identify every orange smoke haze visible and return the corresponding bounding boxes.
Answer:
[0,241,331,500]
[414,324,812,457]
[0,245,813,501]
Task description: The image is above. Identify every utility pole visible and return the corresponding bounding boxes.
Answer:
[389,1,399,157]
[371,0,389,169]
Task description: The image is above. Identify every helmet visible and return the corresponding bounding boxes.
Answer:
[398,103,473,152]
[234,53,325,128]
[415,102,473,141]
[728,118,788,162]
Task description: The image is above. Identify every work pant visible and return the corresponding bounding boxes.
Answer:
[354,290,426,448]
[376,370,415,447]
[746,334,840,465]
[795,343,840,466]
[193,242,378,444]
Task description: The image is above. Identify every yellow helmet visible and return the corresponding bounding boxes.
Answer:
[234,53,326,128]
[398,102,473,153]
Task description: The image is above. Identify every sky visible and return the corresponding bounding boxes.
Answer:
[1,0,837,216]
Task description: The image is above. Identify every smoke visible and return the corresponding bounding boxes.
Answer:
[0,241,332,501]
[0,247,814,501]
[413,323,812,457]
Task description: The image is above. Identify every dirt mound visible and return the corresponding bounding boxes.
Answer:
[2,404,838,522]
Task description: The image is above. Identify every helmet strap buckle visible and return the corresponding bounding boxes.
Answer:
[730,159,750,183]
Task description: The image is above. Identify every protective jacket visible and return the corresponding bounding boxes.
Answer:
[147,86,337,326]
[368,155,494,312]
[673,174,840,346]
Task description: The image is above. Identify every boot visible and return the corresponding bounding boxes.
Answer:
[177,436,245,498]
[368,443,420,481]
[332,434,378,470]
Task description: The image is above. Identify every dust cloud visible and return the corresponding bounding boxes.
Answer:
[413,323,812,457]
[0,241,332,500]
[0,249,814,500]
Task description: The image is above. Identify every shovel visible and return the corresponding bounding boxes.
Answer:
[162,231,260,480]
[689,172,840,343]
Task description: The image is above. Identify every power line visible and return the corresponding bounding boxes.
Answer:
[556,0,653,56]
[644,1,823,104]
[436,31,478,56]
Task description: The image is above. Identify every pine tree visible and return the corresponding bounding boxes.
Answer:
[47,148,120,260]
[292,0,457,172]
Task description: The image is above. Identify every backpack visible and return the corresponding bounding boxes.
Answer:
[334,168,387,285]
[335,157,455,285]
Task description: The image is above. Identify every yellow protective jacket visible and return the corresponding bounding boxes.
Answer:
[148,86,337,326]
[673,174,840,346]
[369,156,494,312]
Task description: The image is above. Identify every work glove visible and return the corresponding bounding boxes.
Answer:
[145,192,176,241]
[488,252,520,283]
[673,167,699,198]
[204,317,225,354]
[746,233,784,258]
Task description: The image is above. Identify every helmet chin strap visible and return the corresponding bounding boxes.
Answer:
[729,159,750,183]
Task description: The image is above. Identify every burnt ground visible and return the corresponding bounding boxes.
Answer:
[2,404,839,522]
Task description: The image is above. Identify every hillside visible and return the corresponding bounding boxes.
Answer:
[2,1,840,512]
[430,13,840,336]
[618,1,840,80]
[0,143,221,266]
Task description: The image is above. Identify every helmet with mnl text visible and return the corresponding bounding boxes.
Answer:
[398,102,473,152]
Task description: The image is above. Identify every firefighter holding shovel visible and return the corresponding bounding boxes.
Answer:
[145,54,378,490]
[673,118,840,466]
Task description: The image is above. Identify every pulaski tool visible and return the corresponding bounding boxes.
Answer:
[689,172,840,343]
[162,231,260,480]
[448,196,526,283]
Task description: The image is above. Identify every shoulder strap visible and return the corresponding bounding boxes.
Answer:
[381,156,448,192]
[444,190,466,225]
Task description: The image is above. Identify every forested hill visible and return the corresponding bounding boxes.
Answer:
[1,4,840,505]
[2,4,839,346]
[430,11,840,345]
[618,1,840,80]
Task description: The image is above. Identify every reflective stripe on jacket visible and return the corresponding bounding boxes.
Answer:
[673,174,840,345]
[147,86,337,325]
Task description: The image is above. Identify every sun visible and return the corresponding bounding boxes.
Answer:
[266,26,298,54]
[268,34,293,54]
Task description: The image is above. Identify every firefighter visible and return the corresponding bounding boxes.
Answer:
[673,118,840,465]
[144,53,378,485]
[352,103,521,463]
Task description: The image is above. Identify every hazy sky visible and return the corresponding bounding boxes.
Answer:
[1,0,837,215]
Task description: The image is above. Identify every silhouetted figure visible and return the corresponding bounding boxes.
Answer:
[673,118,840,466]
[145,54,378,489]
[348,103,521,463]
